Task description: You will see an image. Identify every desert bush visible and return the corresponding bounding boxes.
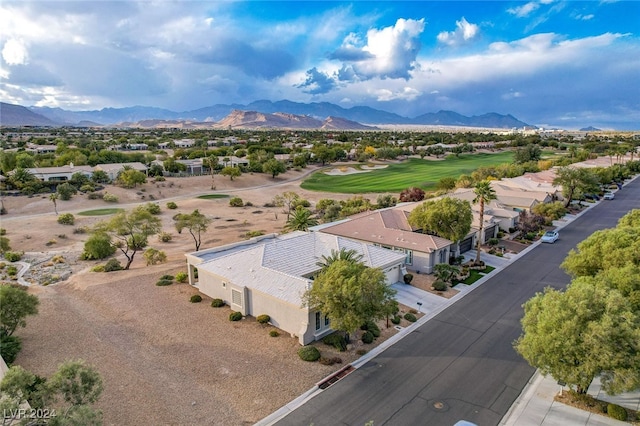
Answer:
[391,315,401,325]
[160,274,174,280]
[143,248,167,266]
[3,251,23,262]
[269,330,279,337]
[404,313,417,322]
[175,271,188,283]
[57,213,75,225]
[166,201,178,209]
[211,298,225,307]
[0,334,22,364]
[297,346,321,362]
[356,349,367,356]
[607,404,628,421]
[156,279,173,286]
[229,311,243,321]
[0,263,5,269]
[487,237,500,246]
[244,201,253,207]
[229,197,244,207]
[158,232,172,242]
[154,176,166,182]
[0,229,5,236]
[190,294,203,303]
[104,258,123,272]
[322,333,347,351]
[56,182,77,200]
[80,232,115,260]
[102,192,119,203]
[244,230,265,239]
[90,265,105,272]
[256,314,270,324]
[6,265,18,276]
[87,192,103,200]
[361,330,374,344]
[432,281,448,291]
[360,321,381,338]
[73,227,88,234]
[403,273,414,284]
[144,202,161,215]
[319,356,343,366]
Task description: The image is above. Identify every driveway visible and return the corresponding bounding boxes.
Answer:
[391,282,448,314]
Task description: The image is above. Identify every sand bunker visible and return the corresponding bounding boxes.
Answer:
[324,164,388,176]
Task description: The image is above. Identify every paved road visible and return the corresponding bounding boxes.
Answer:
[275,179,639,426]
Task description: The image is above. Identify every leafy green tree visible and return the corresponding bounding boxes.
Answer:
[285,206,318,231]
[513,144,542,164]
[56,182,77,201]
[473,180,497,264]
[436,177,457,191]
[532,201,567,222]
[408,197,472,244]
[116,168,146,188]
[220,166,241,181]
[91,170,110,184]
[311,145,335,165]
[81,232,116,260]
[15,152,35,168]
[0,285,39,337]
[95,206,162,269]
[174,209,212,251]
[515,280,640,394]
[303,259,397,339]
[262,158,287,178]
[553,166,600,207]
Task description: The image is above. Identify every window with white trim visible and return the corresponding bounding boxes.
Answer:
[315,312,321,331]
[324,315,330,327]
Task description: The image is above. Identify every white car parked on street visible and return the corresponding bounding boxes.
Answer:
[540,231,559,243]
[603,192,615,200]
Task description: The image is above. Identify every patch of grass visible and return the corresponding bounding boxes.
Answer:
[77,208,124,216]
[301,153,514,193]
[197,194,230,199]
[482,265,496,274]
[460,270,484,285]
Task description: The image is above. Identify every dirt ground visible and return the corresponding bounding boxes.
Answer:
[1,166,425,425]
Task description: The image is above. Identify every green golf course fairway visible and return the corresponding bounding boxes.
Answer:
[300,152,514,193]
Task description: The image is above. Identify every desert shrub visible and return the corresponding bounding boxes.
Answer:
[160,274,174,280]
[403,273,413,284]
[156,279,173,286]
[0,229,5,235]
[0,334,22,364]
[244,201,253,207]
[211,298,225,307]
[244,230,265,239]
[144,202,161,215]
[3,251,23,262]
[87,192,103,200]
[229,311,243,321]
[0,263,5,269]
[432,281,448,291]
[79,183,95,193]
[56,182,77,200]
[175,271,188,283]
[57,213,75,225]
[356,349,367,356]
[319,356,343,366]
[80,232,115,260]
[391,315,401,325]
[404,313,417,322]
[6,265,18,276]
[90,265,105,272]
[190,294,203,303]
[166,201,178,209]
[297,346,321,362]
[73,227,88,234]
[143,248,167,266]
[158,232,172,242]
[154,176,166,182]
[269,330,279,337]
[361,331,374,344]
[102,192,119,203]
[360,321,381,338]
[45,239,57,246]
[104,258,123,272]
[256,314,270,324]
[487,237,500,246]
[229,197,244,207]
[322,333,347,351]
[607,404,628,421]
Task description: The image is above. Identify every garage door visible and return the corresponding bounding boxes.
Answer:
[459,237,473,253]
[483,225,497,243]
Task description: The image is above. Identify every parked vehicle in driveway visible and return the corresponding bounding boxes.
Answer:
[603,192,615,200]
[540,231,559,243]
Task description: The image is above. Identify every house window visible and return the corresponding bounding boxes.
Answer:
[440,250,447,263]
[222,282,226,288]
[404,249,413,265]
[324,315,330,327]
[315,312,321,331]
[231,289,242,307]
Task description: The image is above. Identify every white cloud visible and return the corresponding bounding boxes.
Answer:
[508,2,540,18]
[437,17,480,46]
[372,86,422,102]
[2,39,28,65]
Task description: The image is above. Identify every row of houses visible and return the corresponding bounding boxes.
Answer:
[183,165,576,345]
[21,162,148,182]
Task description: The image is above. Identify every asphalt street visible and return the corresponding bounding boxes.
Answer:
[275,178,639,426]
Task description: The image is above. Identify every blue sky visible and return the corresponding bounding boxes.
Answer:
[1,1,639,129]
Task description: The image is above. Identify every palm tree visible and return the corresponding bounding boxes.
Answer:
[316,248,363,271]
[473,180,497,265]
[284,206,318,232]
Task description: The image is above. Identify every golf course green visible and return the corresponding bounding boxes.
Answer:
[300,152,514,193]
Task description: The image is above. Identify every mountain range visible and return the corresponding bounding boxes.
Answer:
[1,100,530,129]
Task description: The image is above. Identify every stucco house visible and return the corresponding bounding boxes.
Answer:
[314,206,453,274]
[93,162,148,181]
[25,164,93,182]
[185,231,406,345]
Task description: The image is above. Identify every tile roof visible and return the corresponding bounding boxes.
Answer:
[191,232,406,306]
